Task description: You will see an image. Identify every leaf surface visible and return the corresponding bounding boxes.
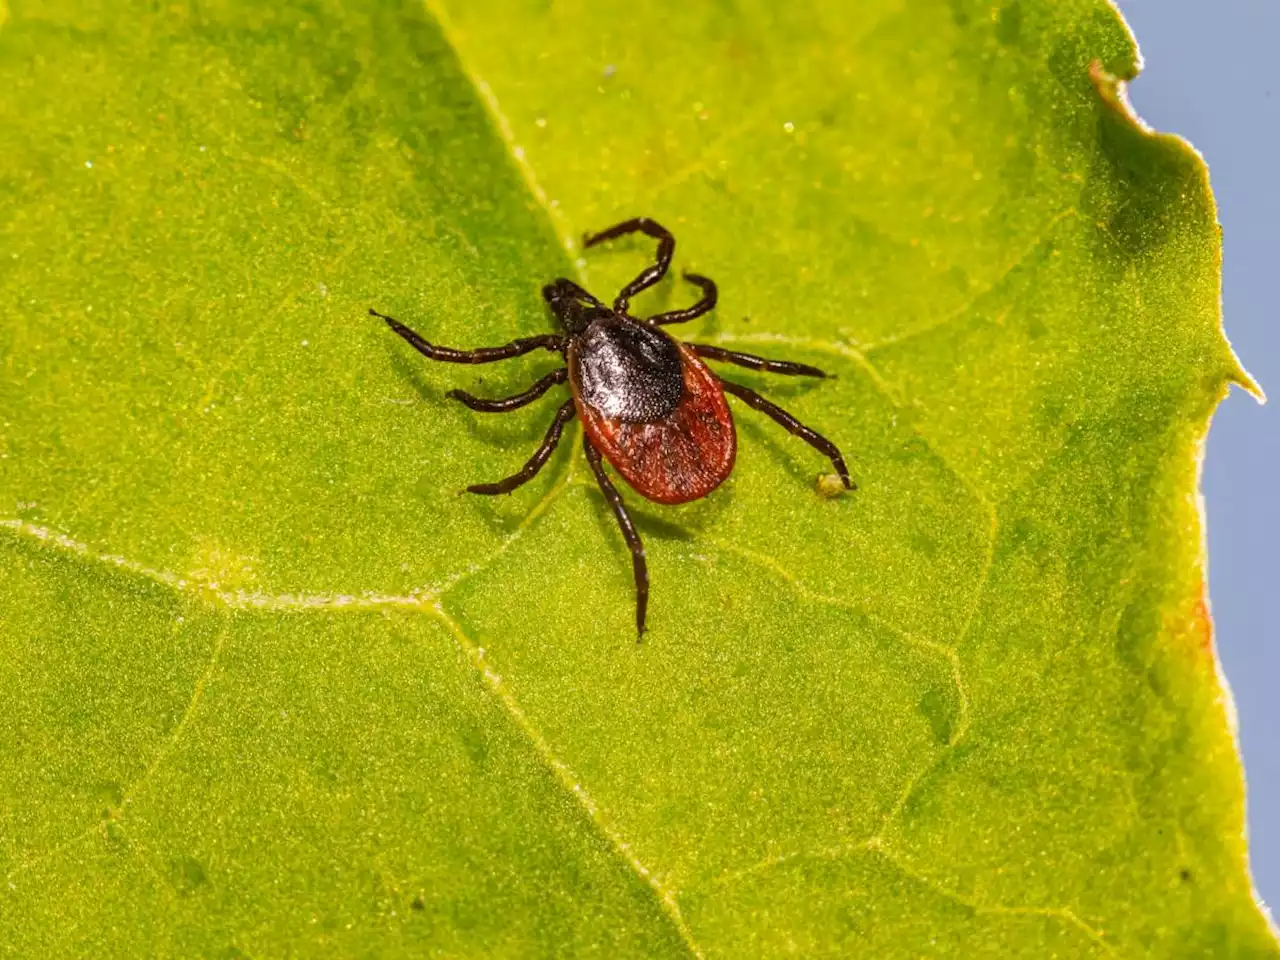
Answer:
[1,0,1274,954]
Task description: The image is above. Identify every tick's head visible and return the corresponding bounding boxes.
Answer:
[543,278,611,336]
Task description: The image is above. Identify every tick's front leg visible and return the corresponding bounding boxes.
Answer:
[373,308,563,363]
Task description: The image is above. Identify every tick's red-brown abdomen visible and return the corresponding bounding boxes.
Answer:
[575,344,736,505]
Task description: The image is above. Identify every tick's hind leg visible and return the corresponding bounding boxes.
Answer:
[582,217,675,315]
[720,380,854,489]
[448,368,568,412]
[372,308,563,363]
[466,400,576,495]
[650,272,718,326]
[583,437,649,639]
[691,344,828,378]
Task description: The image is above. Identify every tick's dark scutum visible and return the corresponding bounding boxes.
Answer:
[569,317,685,422]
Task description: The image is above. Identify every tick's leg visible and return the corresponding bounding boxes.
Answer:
[581,217,675,315]
[448,368,568,412]
[650,272,718,326]
[583,437,649,639]
[466,400,576,495]
[691,344,828,378]
[373,309,563,363]
[720,380,854,489]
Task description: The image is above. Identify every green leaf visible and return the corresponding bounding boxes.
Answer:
[1,0,1273,954]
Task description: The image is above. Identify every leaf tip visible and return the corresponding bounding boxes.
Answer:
[1228,362,1266,405]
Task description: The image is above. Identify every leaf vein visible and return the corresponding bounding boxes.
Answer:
[422,0,580,268]
[860,206,1079,354]
[704,534,980,865]
[3,628,226,886]
[709,842,1115,955]
[865,499,997,844]
[705,535,970,733]
[868,845,1118,956]
[427,600,706,959]
[706,330,996,518]
[433,435,579,600]
[119,625,230,810]
[0,519,427,610]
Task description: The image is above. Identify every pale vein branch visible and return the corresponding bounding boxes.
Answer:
[421,0,581,270]
[707,329,996,519]
[119,625,229,809]
[860,206,1079,354]
[869,845,1118,956]
[0,466,579,615]
[5,626,229,885]
[431,438,580,601]
[426,600,705,959]
[704,535,970,740]
[709,841,1115,956]
[0,519,426,611]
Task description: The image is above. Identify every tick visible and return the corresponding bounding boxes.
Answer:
[372,217,853,637]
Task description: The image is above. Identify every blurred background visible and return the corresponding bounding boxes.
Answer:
[1113,0,1278,913]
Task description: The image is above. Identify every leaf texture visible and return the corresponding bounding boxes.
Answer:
[0,0,1274,954]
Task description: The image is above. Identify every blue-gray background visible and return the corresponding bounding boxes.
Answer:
[1115,0,1278,915]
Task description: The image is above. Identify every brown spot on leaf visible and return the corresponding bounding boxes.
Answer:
[1167,578,1216,660]
[1193,583,1214,657]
